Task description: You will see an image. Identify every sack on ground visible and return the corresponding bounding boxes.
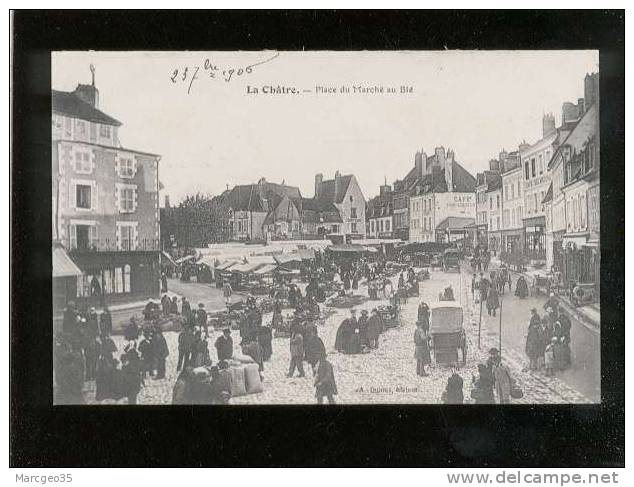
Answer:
[228,366,247,397]
[232,353,255,364]
[244,363,264,394]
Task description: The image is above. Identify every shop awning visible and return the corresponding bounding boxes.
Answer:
[161,251,178,267]
[176,255,197,264]
[435,217,476,231]
[215,260,241,271]
[53,245,82,278]
[274,253,303,265]
[231,262,263,273]
[254,264,278,275]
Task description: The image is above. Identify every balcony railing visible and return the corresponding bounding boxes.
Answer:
[68,238,160,253]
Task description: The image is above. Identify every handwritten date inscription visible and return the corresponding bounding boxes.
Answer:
[170,52,279,94]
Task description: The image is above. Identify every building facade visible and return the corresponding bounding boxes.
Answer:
[313,171,367,240]
[545,72,599,298]
[408,148,476,244]
[52,71,161,311]
[499,149,525,256]
[366,184,394,238]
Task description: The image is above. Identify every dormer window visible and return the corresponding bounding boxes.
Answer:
[100,124,111,138]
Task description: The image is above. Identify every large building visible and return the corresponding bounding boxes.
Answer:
[313,171,367,240]
[52,67,161,314]
[217,178,302,241]
[216,171,366,242]
[499,148,526,255]
[519,112,575,262]
[408,147,477,244]
[545,73,599,298]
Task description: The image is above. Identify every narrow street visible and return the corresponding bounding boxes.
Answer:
[469,263,600,402]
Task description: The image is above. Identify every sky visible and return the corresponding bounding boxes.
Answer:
[52,51,598,205]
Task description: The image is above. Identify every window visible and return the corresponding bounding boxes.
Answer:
[534,193,539,213]
[371,220,375,233]
[350,207,357,219]
[76,120,86,136]
[379,220,384,232]
[118,223,137,251]
[76,184,92,209]
[518,180,521,196]
[497,195,500,209]
[349,196,353,203]
[351,222,358,233]
[489,197,493,210]
[70,222,97,251]
[119,157,135,178]
[511,184,515,199]
[74,150,92,173]
[121,188,134,212]
[52,114,63,130]
[497,217,500,230]
[100,124,111,138]
[531,158,536,178]
[116,183,137,213]
[385,220,390,232]
[538,154,543,174]
[525,161,530,180]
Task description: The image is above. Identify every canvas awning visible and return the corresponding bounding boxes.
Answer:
[231,262,263,273]
[253,264,278,275]
[53,246,82,278]
[161,251,178,267]
[176,255,197,264]
[274,253,303,265]
[215,260,240,271]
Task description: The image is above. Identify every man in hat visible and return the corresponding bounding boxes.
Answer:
[99,307,113,336]
[181,297,191,319]
[176,325,194,372]
[214,328,233,362]
[366,308,381,349]
[196,303,208,338]
[358,309,369,348]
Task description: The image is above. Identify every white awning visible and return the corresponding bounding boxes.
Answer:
[254,264,278,275]
[53,246,82,278]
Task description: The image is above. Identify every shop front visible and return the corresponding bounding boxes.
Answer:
[69,250,161,308]
[523,216,546,262]
[562,234,599,302]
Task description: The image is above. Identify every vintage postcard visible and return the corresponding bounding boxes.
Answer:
[51,50,600,405]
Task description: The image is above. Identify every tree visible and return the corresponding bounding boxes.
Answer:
[161,192,230,249]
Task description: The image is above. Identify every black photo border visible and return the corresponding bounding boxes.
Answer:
[11,10,625,467]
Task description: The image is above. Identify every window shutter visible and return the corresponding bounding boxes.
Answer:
[92,183,98,211]
[69,181,76,210]
[116,224,121,251]
[133,188,138,212]
[70,224,77,249]
[133,225,139,250]
[132,156,138,177]
[115,185,121,213]
[115,154,120,178]
[90,225,98,249]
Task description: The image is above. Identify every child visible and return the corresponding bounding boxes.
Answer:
[544,337,557,376]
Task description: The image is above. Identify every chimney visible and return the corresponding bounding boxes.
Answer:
[334,171,341,199]
[414,150,422,178]
[164,195,170,208]
[542,113,556,137]
[73,64,99,108]
[435,146,446,164]
[584,72,599,109]
[489,159,500,172]
[314,173,323,198]
[578,97,585,115]
[445,149,454,192]
[561,102,580,124]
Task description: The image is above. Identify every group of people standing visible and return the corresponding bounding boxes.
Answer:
[334,308,384,355]
[525,297,572,375]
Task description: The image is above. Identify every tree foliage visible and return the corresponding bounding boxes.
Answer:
[161,192,230,249]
